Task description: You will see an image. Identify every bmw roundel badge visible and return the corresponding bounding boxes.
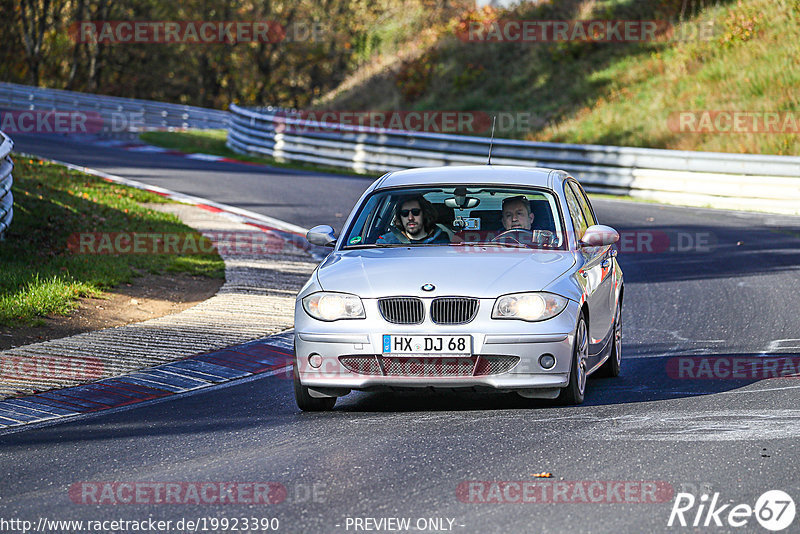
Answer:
[421,283,435,292]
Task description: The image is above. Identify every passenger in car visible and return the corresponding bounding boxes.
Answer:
[451,196,533,244]
[501,195,535,231]
[377,195,451,244]
[452,196,558,247]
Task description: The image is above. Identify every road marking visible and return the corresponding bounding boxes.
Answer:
[767,339,800,351]
[723,384,800,394]
[590,410,800,441]
[185,153,226,161]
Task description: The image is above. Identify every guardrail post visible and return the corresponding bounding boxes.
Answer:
[0,82,230,134]
[224,103,800,215]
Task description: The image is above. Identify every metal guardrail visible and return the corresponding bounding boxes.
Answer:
[227,104,800,215]
[0,130,13,239]
[0,82,229,134]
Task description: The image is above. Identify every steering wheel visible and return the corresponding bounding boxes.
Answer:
[491,228,534,245]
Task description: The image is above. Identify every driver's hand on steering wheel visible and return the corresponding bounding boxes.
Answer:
[491,228,534,245]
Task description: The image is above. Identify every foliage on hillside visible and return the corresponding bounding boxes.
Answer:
[0,0,468,109]
[319,0,799,155]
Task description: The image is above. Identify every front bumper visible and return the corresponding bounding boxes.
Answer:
[294,299,579,393]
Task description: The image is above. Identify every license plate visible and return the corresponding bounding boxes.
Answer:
[382,335,472,356]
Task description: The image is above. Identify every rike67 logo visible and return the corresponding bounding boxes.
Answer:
[668,490,795,531]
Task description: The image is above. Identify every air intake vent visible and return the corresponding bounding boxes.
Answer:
[339,356,382,375]
[474,355,520,376]
[378,297,424,324]
[431,297,479,325]
[338,355,519,377]
[381,356,476,377]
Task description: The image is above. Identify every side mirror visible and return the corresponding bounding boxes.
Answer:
[580,225,619,247]
[307,225,337,247]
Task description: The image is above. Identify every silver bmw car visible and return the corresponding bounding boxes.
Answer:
[293,165,623,411]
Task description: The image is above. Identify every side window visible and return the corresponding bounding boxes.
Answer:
[564,186,588,243]
[347,194,392,245]
[569,182,597,227]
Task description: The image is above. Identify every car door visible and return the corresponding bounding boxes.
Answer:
[569,181,616,354]
[564,182,611,360]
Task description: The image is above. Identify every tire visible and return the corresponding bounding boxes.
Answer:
[293,354,336,412]
[596,300,622,378]
[558,313,588,405]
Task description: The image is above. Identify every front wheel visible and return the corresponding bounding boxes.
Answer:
[294,356,336,412]
[558,313,588,405]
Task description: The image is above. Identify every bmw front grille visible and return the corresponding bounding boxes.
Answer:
[430,297,479,325]
[378,297,424,324]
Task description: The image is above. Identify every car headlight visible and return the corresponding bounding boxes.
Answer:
[492,292,568,322]
[302,292,366,321]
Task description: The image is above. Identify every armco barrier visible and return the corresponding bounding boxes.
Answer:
[227,104,800,215]
[0,130,13,238]
[0,82,229,134]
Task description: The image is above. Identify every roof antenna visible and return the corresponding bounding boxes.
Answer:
[487,115,496,165]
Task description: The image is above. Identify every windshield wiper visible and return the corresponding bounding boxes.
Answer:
[345,243,418,248]
[450,241,529,249]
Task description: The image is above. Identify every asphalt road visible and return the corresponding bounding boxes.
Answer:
[2,133,800,533]
[11,133,369,229]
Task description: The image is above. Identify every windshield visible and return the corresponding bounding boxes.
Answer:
[341,185,566,250]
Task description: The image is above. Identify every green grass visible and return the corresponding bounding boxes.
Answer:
[0,157,224,326]
[140,129,229,155]
[139,130,382,178]
[531,0,800,155]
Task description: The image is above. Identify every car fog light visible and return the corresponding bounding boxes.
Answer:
[308,354,323,368]
[539,354,556,369]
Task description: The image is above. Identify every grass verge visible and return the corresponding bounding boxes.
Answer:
[0,157,224,327]
[139,130,382,178]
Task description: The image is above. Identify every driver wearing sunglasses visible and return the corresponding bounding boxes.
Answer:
[377,195,450,245]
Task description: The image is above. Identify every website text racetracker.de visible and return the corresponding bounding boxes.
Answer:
[69,481,286,505]
[0,516,280,533]
[273,110,549,135]
[457,480,673,504]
